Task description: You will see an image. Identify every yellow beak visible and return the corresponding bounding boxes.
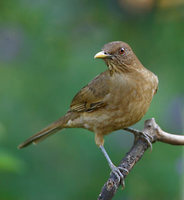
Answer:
[94,51,112,59]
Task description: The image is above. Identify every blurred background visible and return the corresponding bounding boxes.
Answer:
[0,0,184,199]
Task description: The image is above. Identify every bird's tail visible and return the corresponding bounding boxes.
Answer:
[18,114,71,149]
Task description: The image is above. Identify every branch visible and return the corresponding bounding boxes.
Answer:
[98,118,184,200]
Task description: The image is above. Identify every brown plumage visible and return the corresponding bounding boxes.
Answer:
[18,41,158,185]
[19,41,158,148]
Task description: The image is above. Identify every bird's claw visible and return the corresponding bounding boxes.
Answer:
[118,166,129,174]
[110,165,128,189]
[125,128,153,151]
[140,131,153,150]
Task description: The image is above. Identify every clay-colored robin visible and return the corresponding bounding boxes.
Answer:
[18,41,158,186]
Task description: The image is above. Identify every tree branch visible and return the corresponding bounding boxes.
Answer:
[98,118,184,200]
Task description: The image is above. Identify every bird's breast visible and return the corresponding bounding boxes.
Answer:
[69,70,158,135]
[104,71,158,128]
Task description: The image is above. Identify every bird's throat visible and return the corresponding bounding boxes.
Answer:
[107,62,133,74]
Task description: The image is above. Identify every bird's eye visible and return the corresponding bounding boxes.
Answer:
[119,48,125,54]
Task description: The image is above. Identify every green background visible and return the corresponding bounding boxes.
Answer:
[0,0,183,199]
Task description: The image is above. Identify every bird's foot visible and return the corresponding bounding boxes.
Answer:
[140,131,153,150]
[124,128,153,151]
[99,145,128,188]
[110,164,128,189]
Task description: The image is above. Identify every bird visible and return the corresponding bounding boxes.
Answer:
[18,41,158,186]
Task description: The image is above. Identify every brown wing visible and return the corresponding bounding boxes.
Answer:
[70,71,110,112]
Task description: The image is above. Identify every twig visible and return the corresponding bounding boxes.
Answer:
[98,118,184,200]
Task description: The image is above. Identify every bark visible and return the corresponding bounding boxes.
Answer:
[98,118,183,200]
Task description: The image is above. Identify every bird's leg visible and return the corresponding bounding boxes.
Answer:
[124,127,153,150]
[99,145,128,188]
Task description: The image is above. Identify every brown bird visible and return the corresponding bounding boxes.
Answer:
[18,41,158,186]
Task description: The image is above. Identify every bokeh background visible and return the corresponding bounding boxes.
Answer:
[0,0,184,199]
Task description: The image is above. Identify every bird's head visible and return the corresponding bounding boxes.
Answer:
[94,41,141,72]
